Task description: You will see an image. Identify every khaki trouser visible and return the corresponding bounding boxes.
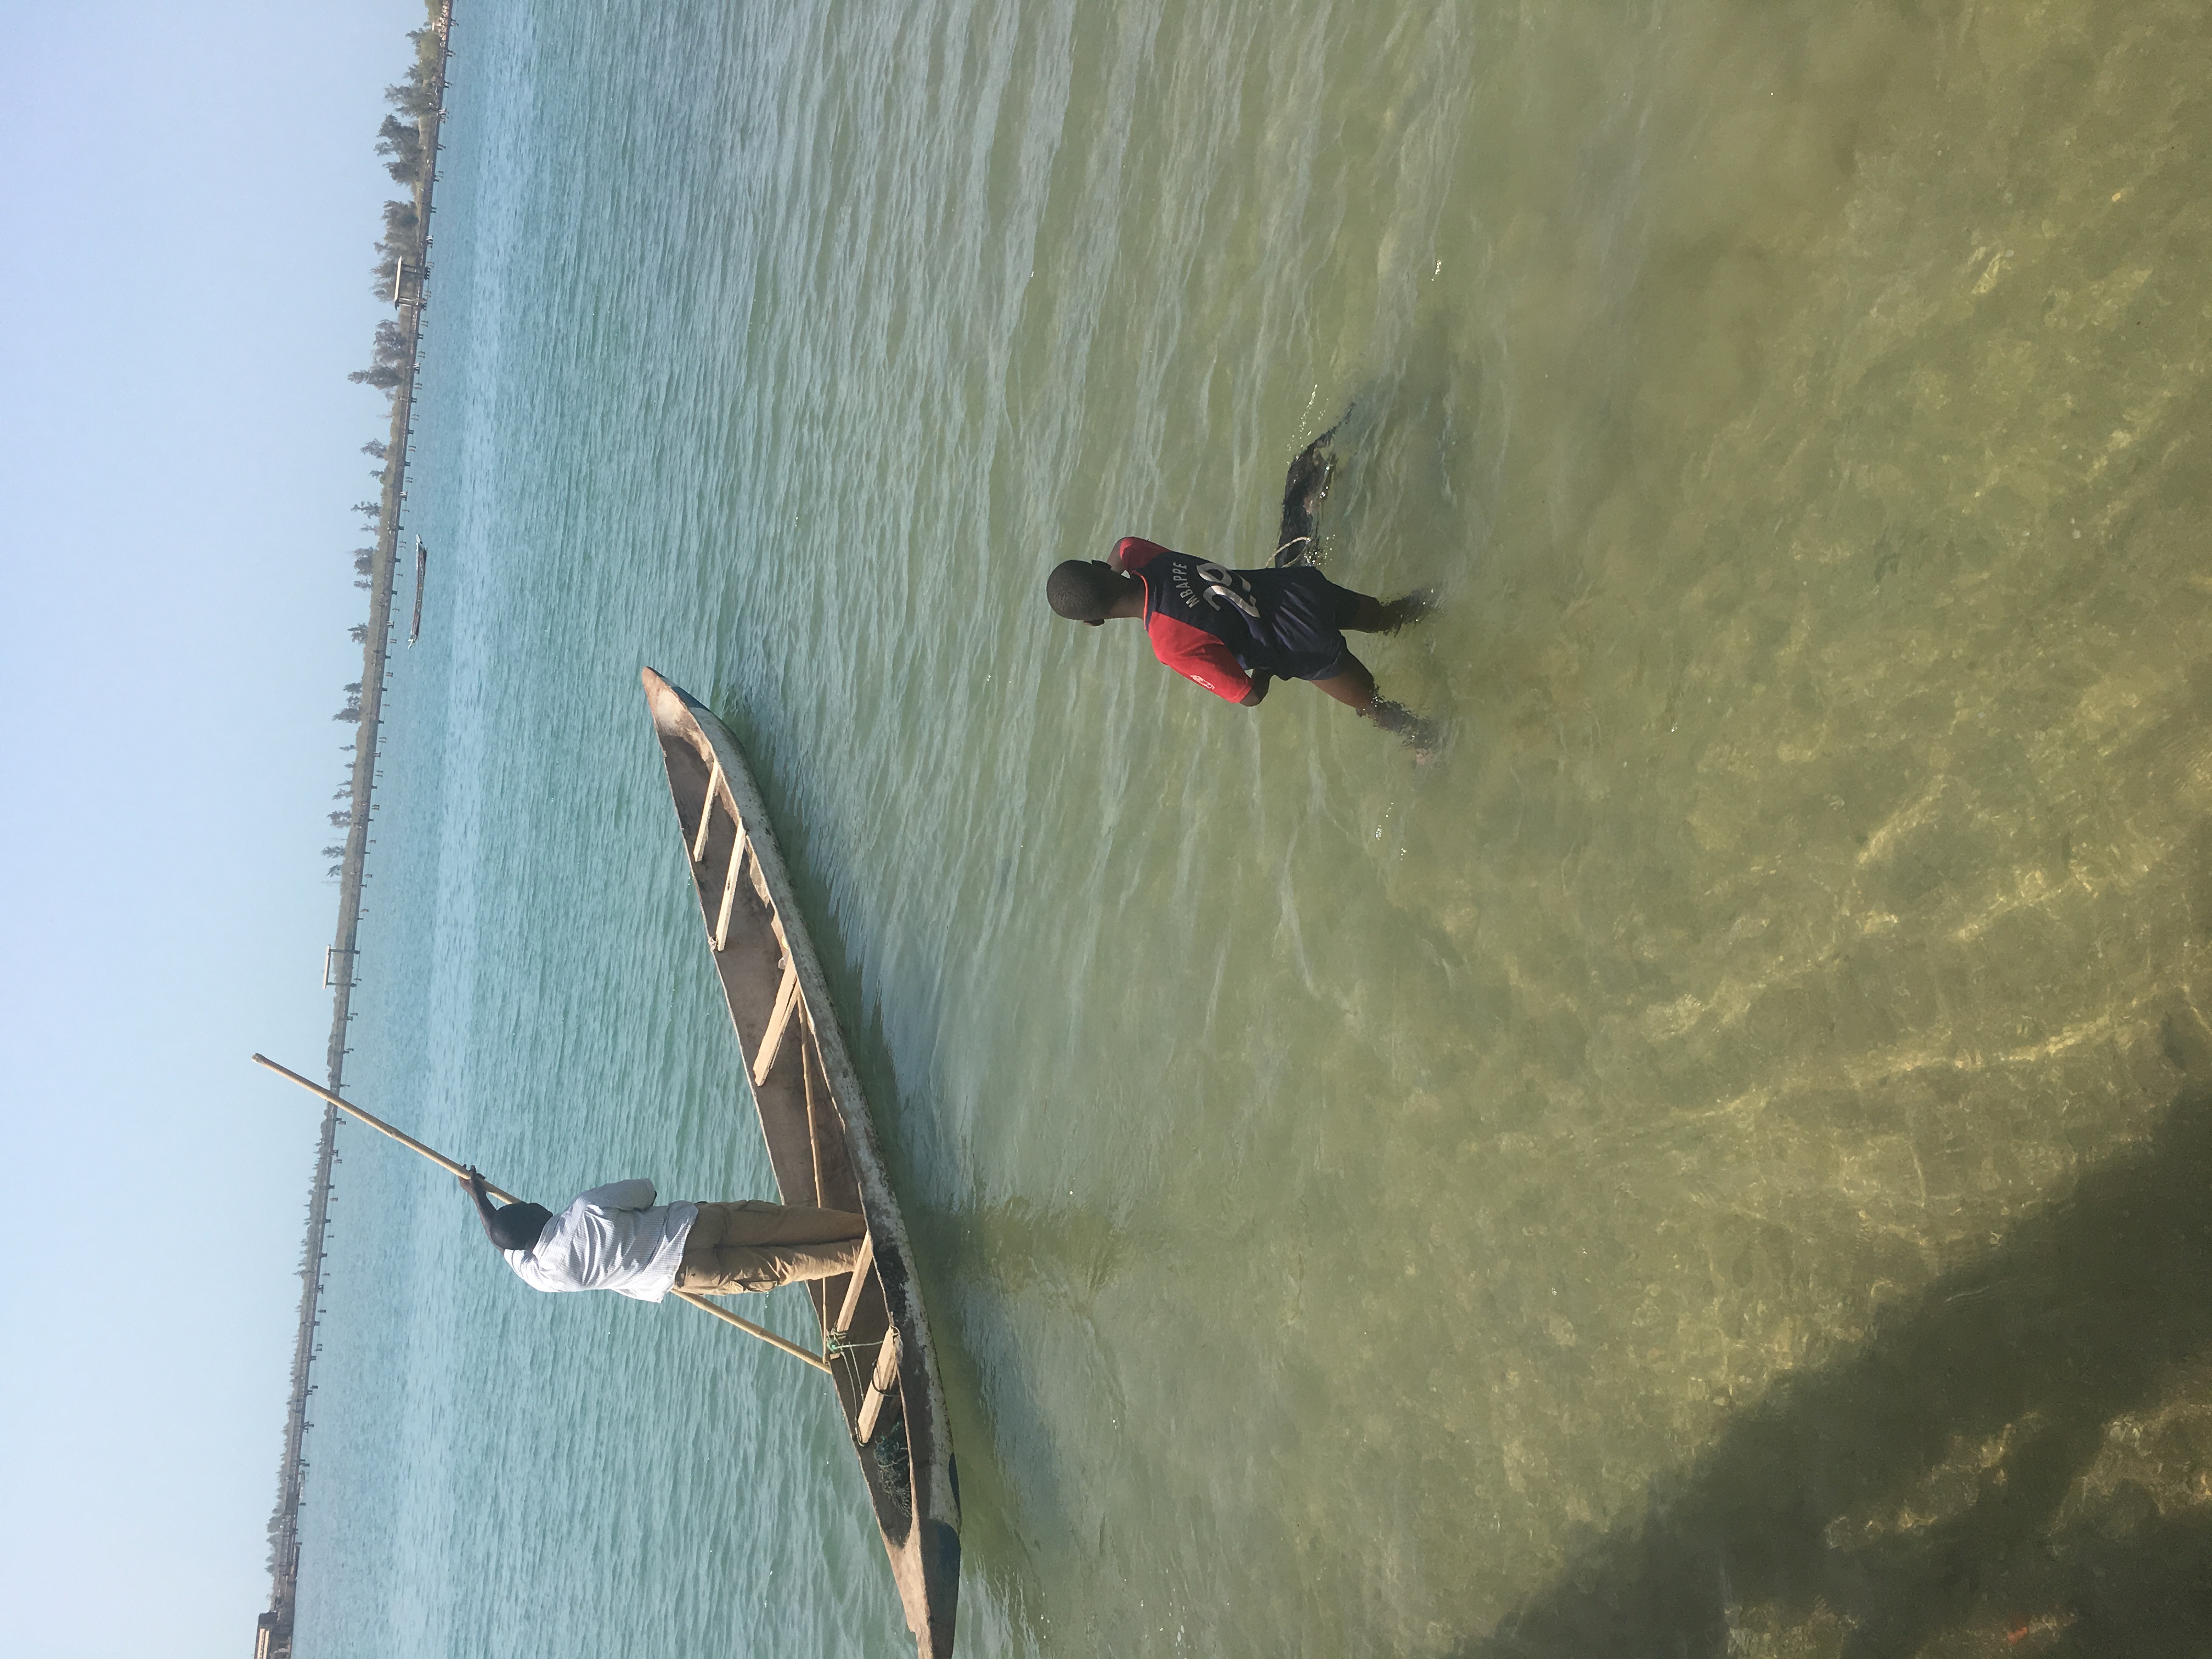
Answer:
[673,1200,867,1295]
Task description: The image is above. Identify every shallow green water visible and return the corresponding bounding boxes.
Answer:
[297,2,2212,1655]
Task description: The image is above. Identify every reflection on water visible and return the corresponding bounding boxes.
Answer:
[1459,1086,2212,1658]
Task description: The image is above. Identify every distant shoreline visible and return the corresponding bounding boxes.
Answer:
[256,7,454,1656]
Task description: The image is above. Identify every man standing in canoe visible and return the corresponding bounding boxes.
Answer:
[1046,537,1437,748]
[457,1166,866,1301]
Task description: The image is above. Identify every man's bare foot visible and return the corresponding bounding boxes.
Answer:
[1365,697,1440,757]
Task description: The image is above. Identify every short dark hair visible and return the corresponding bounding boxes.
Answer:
[488,1201,554,1252]
[1047,560,1123,622]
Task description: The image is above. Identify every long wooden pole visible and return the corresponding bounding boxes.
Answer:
[251,1053,830,1373]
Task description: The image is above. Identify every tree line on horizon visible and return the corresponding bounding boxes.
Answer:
[349,23,441,392]
[320,5,443,883]
[263,1158,340,1575]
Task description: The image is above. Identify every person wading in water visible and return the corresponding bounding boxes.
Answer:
[1048,417,1439,749]
[1046,538,1436,748]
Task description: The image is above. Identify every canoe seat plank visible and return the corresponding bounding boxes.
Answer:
[751,961,802,1086]
[712,839,749,954]
[855,1327,901,1444]
[831,1232,877,1337]
[691,757,724,864]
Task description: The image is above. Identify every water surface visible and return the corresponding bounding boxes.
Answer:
[296,3,2212,1654]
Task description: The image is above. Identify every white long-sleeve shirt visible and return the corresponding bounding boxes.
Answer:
[502,1180,699,1302]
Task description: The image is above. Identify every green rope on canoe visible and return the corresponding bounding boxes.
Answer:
[823,1328,889,1363]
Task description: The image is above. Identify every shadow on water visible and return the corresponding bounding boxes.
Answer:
[1319,310,1494,591]
[1453,1077,2212,1659]
[902,1190,1137,1646]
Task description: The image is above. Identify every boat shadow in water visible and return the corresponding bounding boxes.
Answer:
[693,686,1081,1645]
[1452,1073,2212,1659]
[900,1189,1135,1650]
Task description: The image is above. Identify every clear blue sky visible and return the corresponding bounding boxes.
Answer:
[0,3,428,1653]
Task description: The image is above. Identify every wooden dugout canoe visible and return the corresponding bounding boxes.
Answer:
[640,667,960,1658]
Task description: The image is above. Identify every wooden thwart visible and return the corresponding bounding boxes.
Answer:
[832,1231,877,1337]
[712,840,749,954]
[856,1326,902,1443]
[691,758,724,863]
[752,962,802,1085]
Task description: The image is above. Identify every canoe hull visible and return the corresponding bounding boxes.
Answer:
[641,668,959,1658]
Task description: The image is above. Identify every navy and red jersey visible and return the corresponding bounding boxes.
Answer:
[1114,537,1356,701]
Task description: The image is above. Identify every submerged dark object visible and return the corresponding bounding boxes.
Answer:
[1274,413,1346,566]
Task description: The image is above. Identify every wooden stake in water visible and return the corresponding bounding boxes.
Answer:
[250,1053,830,1373]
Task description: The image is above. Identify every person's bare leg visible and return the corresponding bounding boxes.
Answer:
[1313,656,1379,709]
[1312,655,1437,751]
